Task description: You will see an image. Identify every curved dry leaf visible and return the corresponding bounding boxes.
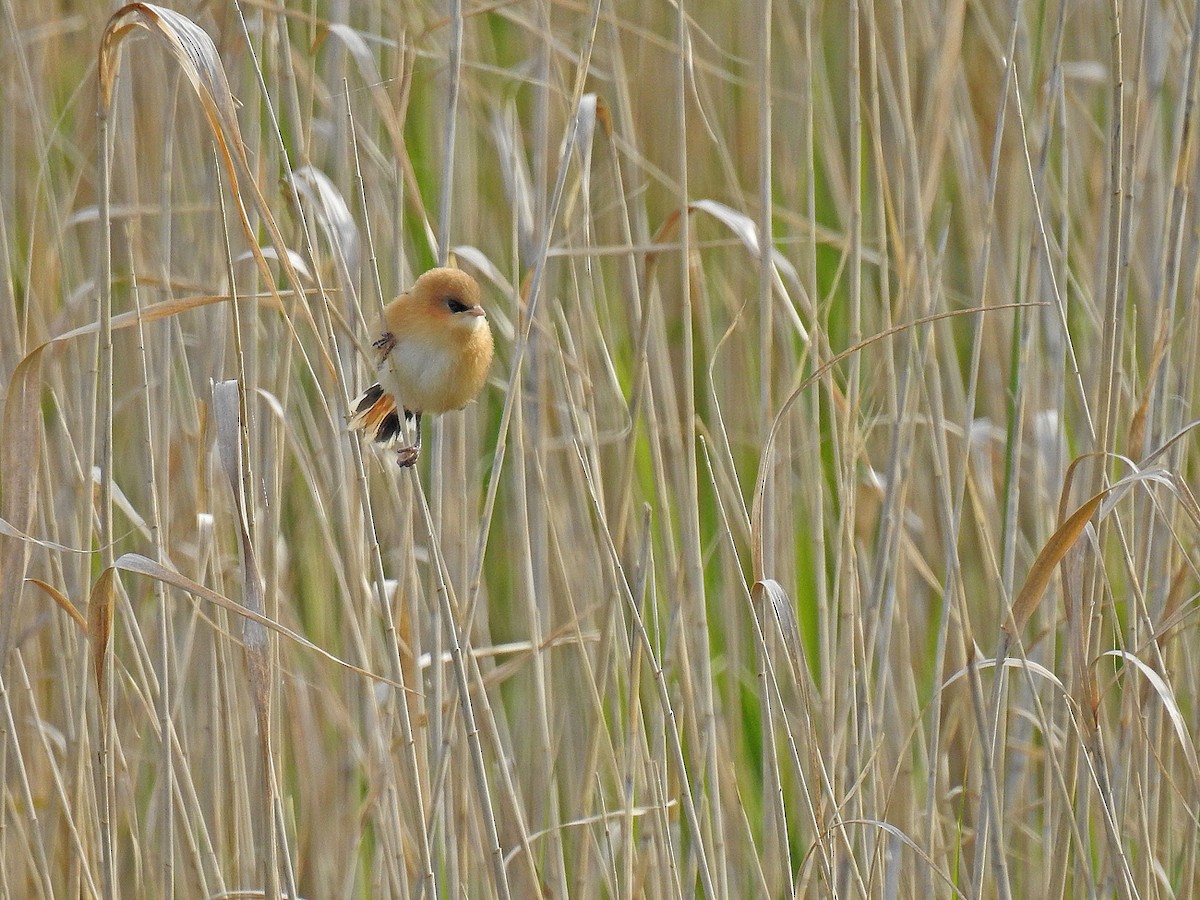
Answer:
[0,514,91,556]
[322,22,400,142]
[82,294,218,340]
[1140,418,1200,468]
[1006,489,1107,639]
[101,5,241,138]
[100,4,324,377]
[810,819,967,900]
[1098,466,1173,519]
[236,248,313,284]
[686,199,809,342]
[112,553,404,689]
[1104,650,1200,787]
[751,578,804,662]
[942,655,1068,696]
[27,579,88,633]
[689,199,763,255]
[88,568,116,701]
[292,166,359,269]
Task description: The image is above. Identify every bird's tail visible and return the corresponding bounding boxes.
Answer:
[348,383,411,448]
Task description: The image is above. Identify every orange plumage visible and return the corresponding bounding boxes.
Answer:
[349,267,494,467]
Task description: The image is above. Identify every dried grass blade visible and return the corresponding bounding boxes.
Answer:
[109,552,401,688]
[0,515,91,556]
[752,578,805,670]
[53,292,285,345]
[1006,489,1107,639]
[100,3,324,373]
[1104,650,1200,788]
[87,568,116,712]
[26,579,87,633]
[292,166,359,268]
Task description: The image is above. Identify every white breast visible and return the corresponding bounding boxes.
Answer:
[376,335,453,413]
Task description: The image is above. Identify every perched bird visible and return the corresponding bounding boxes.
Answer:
[349,267,494,467]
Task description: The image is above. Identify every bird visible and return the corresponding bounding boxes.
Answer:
[349,267,494,467]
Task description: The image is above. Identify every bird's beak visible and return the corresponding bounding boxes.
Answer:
[467,305,486,318]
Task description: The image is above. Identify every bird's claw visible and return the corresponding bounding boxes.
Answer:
[373,331,397,354]
[396,446,420,468]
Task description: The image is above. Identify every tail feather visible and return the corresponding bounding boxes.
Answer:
[348,383,412,449]
[350,383,385,420]
[373,409,405,446]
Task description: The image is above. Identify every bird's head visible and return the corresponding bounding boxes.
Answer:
[410,267,488,334]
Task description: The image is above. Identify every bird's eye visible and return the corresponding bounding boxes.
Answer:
[446,297,470,314]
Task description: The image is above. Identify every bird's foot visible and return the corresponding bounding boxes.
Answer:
[396,446,420,468]
[373,331,397,354]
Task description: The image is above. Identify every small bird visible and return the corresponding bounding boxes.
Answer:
[349,267,494,467]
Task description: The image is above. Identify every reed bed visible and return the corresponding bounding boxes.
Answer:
[2,0,1199,896]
